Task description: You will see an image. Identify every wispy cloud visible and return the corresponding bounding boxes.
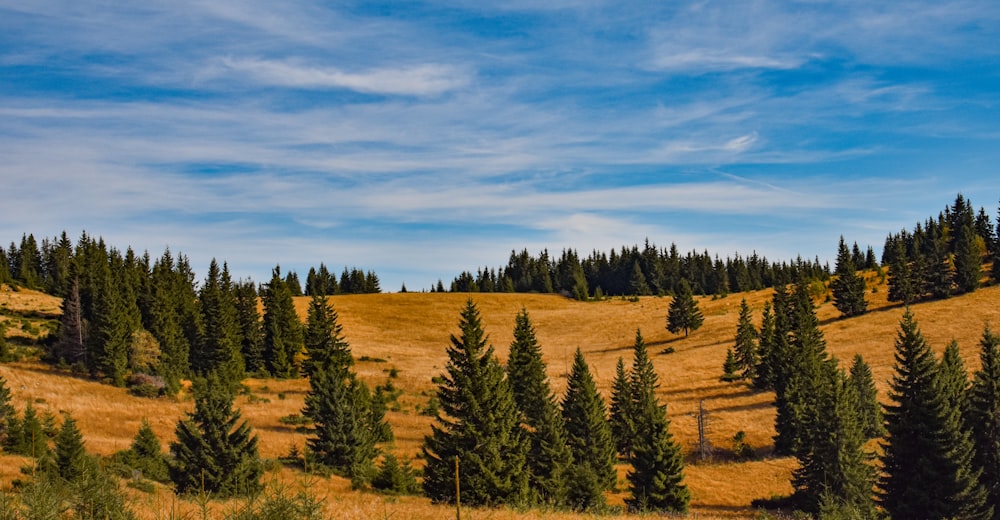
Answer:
[216,58,471,96]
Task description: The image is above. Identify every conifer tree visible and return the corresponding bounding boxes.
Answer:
[848,354,884,439]
[301,292,351,379]
[880,310,990,519]
[147,250,190,395]
[887,239,917,304]
[127,418,168,482]
[752,301,776,390]
[193,260,244,389]
[721,348,740,382]
[422,300,529,507]
[88,258,131,386]
[6,402,51,459]
[561,348,617,510]
[234,280,265,375]
[302,365,378,475]
[262,266,303,378]
[666,279,703,337]
[169,373,262,497]
[954,222,983,294]
[790,367,875,515]
[733,298,757,380]
[505,309,573,506]
[624,330,689,513]
[0,375,13,446]
[609,357,635,458]
[969,325,1000,516]
[52,277,85,365]
[52,413,89,482]
[831,236,867,317]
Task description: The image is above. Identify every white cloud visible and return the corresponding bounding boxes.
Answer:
[218,57,471,96]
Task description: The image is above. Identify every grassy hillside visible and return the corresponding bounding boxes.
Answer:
[2,276,1000,518]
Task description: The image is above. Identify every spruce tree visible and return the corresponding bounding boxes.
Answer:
[193,260,244,389]
[262,266,303,378]
[7,402,51,459]
[721,348,740,382]
[887,238,917,304]
[624,330,689,513]
[790,367,875,515]
[88,258,131,386]
[147,250,190,395]
[561,347,616,510]
[879,310,990,519]
[954,222,983,294]
[234,280,265,375]
[0,375,13,446]
[969,325,1000,516]
[505,308,573,506]
[52,278,85,365]
[422,299,529,507]
[666,279,703,337]
[128,418,168,482]
[848,354,884,439]
[752,301,776,390]
[52,413,89,482]
[831,236,867,317]
[302,365,378,475]
[733,298,757,380]
[301,292,352,379]
[609,357,635,458]
[169,373,262,497]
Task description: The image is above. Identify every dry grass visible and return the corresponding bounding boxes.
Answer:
[2,276,1000,518]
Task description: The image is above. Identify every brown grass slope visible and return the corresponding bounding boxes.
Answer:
[2,277,1000,518]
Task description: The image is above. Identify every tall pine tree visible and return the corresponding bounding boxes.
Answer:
[561,347,617,510]
[609,357,635,458]
[422,300,529,506]
[505,308,573,506]
[969,325,1000,516]
[879,310,990,519]
[733,298,758,380]
[848,354,884,439]
[262,266,303,378]
[624,330,689,513]
[301,292,352,379]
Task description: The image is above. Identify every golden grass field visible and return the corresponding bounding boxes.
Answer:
[2,274,1000,518]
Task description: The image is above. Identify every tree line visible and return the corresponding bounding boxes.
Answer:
[447,242,838,299]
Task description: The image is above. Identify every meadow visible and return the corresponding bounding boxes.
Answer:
[2,274,1000,518]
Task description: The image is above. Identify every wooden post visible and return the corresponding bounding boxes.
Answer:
[454,456,461,520]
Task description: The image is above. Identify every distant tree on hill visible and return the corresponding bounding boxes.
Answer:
[832,236,867,318]
[752,301,776,390]
[302,292,352,378]
[666,279,703,337]
[193,259,244,390]
[234,280,265,375]
[422,300,529,506]
[562,347,616,510]
[262,266,303,378]
[733,298,757,380]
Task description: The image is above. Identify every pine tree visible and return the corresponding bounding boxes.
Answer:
[88,257,132,386]
[954,222,983,294]
[52,413,89,482]
[790,367,875,515]
[193,260,244,389]
[302,365,378,475]
[0,375,13,446]
[234,280,265,375]
[561,348,617,510]
[52,277,86,365]
[721,348,740,382]
[609,357,635,458]
[128,418,168,482]
[301,292,352,379]
[146,249,190,395]
[879,310,990,519]
[6,402,51,459]
[752,301,776,390]
[666,279,703,337]
[831,236,867,317]
[505,309,573,506]
[422,300,529,507]
[969,325,1000,516]
[169,373,262,497]
[624,330,689,513]
[262,266,304,378]
[848,354,884,439]
[887,238,917,304]
[733,299,757,380]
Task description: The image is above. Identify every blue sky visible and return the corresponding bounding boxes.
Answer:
[2,1,1000,291]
